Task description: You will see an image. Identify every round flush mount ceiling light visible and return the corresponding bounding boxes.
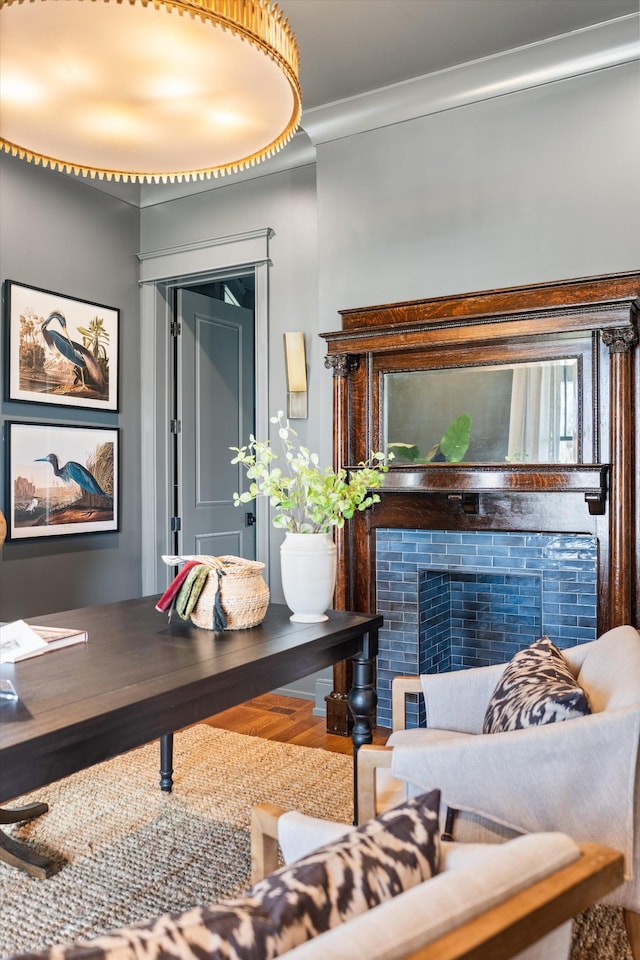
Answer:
[0,0,301,183]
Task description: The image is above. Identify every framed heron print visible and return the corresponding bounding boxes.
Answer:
[4,280,119,411]
[7,421,119,540]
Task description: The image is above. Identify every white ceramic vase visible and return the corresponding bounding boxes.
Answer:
[280,532,337,623]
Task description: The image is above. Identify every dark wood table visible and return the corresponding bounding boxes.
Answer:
[0,597,381,878]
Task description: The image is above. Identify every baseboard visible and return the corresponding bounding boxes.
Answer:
[273,684,315,702]
[272,678,331,718]
[312,678,332,718]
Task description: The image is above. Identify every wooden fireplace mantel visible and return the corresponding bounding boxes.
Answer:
[321,271,639,734]
[350,463,609,515]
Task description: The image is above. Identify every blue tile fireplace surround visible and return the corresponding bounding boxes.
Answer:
[375,529,598,728]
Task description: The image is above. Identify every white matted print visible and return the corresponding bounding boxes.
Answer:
[5,280,119,411]
[7,422,119,540]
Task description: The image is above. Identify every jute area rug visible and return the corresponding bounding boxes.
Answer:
[0,725,631,959]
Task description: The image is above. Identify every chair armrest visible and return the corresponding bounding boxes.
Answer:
[357,744,393,823]
[391,707,640,881]
[392,667,505,734]
[251,805,352,880]
[392,676,423,732]
[251,802,285,882]
[403,843,624,960]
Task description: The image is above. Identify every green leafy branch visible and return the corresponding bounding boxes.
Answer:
[231,412,392,533]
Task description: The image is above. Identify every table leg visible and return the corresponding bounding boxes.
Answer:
[160,732,174,792]
[347,631,378,825]
[0,803,58,879]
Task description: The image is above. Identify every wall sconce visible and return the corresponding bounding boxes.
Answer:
[284,332,308,419]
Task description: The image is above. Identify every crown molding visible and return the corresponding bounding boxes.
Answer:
[302,15,640,146]
[131,13,639,206]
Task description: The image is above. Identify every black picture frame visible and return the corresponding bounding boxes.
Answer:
[4,280,120,411]
[7,421,119,540]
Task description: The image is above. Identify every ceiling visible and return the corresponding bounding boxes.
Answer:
[279,0,638,110]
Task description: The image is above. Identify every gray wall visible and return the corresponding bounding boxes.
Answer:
[142,60,640,476]
[1,48,638,648]
[0,155,142,619]
[317,63,639,326]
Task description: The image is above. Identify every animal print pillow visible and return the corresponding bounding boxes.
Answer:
[15,791,441,960]
[483,636,591,734]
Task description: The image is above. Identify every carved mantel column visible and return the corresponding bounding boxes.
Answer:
[324,353,359,734]
[602,323,638,627]
[324,353,359,610]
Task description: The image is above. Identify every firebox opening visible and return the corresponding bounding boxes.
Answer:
[376,529,598,729]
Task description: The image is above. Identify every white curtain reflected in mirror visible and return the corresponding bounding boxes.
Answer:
[507,360,577,463]
[384,358,579,465]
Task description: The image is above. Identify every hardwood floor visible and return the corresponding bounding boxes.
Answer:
[205,692,390,756]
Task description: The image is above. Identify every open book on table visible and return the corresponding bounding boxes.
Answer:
[0,620,88,663]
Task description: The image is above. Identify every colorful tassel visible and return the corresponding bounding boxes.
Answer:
[213,569,228,630]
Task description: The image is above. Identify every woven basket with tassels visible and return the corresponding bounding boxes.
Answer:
[190,555,270,631]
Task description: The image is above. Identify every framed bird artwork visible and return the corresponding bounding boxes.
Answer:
[4,280,119,411]
[6,421,119,540]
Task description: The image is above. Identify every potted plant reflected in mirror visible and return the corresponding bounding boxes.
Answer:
[231,412,392,622]
[388,413,472,464]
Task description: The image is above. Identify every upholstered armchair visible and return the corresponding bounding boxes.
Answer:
[357,624,640,958]
[251,801,623,960]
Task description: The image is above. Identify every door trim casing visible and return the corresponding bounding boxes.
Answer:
[139,229,272,594]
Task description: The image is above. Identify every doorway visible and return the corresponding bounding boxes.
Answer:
[138,227,272,597]
[172,274,256,561]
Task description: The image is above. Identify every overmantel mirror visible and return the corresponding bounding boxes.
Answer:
[380,337,591,467]
[320,272,639,736]
[352,325,605,507]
